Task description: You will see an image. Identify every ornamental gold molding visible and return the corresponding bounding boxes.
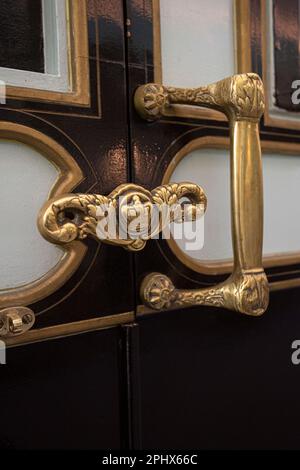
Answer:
[135,73,270,316]
[38,182,207,252]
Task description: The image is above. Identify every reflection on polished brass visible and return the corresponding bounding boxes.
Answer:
[39,182,207,252]
[136,73,270,316]
[0,307,35,338]
[0,122,86,309]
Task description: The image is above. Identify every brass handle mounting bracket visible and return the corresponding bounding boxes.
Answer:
[135,73,269,316]
[0,307,35,338]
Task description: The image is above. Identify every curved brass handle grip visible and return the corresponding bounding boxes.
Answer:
[38,182,207,252]
[135,73,269,316]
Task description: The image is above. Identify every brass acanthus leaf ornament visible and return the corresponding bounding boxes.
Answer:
[134,73,265,121]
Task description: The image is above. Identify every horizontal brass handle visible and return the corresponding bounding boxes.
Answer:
[38,182,207,252]
[0,307,35,338]
[135,73,269,316]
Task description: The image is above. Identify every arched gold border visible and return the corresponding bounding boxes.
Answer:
[0,121,86,308]
[162,136,300,276]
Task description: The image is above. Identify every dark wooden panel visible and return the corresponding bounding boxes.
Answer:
[138,289,300,449]
[0,328,122,449]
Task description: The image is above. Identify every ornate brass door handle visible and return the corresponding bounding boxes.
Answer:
[134,73,269,316]
[38,182,207,252]
[38,73,268,317]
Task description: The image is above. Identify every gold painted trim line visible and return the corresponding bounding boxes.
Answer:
[0,122,86,309]
[5,0,90,106]
[4,312,135,348]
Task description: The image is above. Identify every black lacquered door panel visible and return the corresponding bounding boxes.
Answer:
[126,0,300,449]
[0,0,134,333]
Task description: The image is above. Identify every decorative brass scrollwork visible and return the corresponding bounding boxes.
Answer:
[38,182,207,252]
[135,73,270,316]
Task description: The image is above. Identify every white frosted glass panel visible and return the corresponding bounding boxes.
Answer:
[170,148,300,262]
[171,149,232,261]
[0,140,64,289]
[160,0,235,87]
